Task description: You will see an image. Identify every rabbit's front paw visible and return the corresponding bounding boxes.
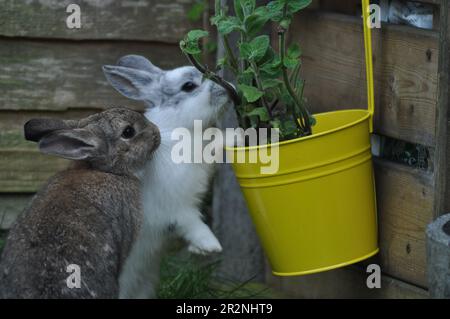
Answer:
[188,232,222,255]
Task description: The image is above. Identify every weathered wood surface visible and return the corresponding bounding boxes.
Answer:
[0,40,187,111]
[0,194,33,230]
[319,0,361,15]
[374,159,434,288]
[266,262,429,299]
[445,121,450,213]
[320,0,440,13]
[432,0,449,220]
[0,0,199,43]
[293,12,439,147]
[0,109,99,192]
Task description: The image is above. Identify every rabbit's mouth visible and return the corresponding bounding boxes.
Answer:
[210,85,231,108]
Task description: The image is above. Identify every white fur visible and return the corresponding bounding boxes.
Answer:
[118,77,226,299]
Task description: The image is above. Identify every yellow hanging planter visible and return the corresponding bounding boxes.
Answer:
[225,0,379,276]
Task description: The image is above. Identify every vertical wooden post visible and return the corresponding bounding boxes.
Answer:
[435,0,449,219]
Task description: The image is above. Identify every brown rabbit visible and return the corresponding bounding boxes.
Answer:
[0,107,160,299]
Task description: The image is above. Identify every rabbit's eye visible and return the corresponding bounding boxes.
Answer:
[121,126,136,139]
[181,82,198,92]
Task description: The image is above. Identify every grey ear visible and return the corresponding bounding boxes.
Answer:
[102,65,156,101]
[117,55,163,75]
[38,129,103,161]
[24,118,72,142]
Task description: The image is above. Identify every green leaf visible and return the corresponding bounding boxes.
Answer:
[260,57,282,76]
[239,35,270,62]
[210,14,223,26]
[266,0,284,22]
[180,40,201,55]
[284,43,302,68]
[187,2,205,22]
[254,5,273,20]
[234,0,245,21]
[251,35,270,60]
[279,86,294,105]
[258,47,276,66]
[283,56,299,69]
[180,30,209,55]
[187,29,209,41]
[237,71,254,86]
[247,107,270,121]
[244,7,271,37]
[241,0,256,17]
[287,43,302,58]
[270,119,281,129]
[216,16,242,35]
[280,17,291,29]
[245,13,269,38]
[238,84,264,103]
[239,43,252,60]
[288,0,312,13]
[262,78,282,89]
[281,119,299,137]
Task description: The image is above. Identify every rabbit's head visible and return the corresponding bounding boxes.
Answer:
[102,55,230,129]
[24,107,160,177]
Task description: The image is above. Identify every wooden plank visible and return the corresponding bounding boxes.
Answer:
[432,0,449,219]
[292,12,439,147]
[0,40,187,111]
[0,0,199,43]
[374,158,434,288]
[445,121,450,213]
[0,109,100,192]
[0,150,69,193]
[266,262,429,299]
[319,0,360,15]
[0,194,33,230]
[320,0,440,10]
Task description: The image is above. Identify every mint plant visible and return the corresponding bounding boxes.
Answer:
[180,0,315,141]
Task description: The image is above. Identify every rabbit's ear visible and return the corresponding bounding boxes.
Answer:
[24,118,72,142]
[38,129,103,161]
[102,65,156,101]
[117,55,163,75]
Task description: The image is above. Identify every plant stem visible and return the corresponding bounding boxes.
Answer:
[184,52,241,106]
[223,35,239,74]
[278,26,311,134]
[270,99,279,112]
[202,0,210,64]
[250,60,272,118]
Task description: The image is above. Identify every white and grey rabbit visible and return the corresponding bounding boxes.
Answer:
[0,107,160,299]
[103,55,230,298]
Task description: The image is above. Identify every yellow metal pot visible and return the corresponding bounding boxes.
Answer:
[226,109,378,275]
[225,0,378,276]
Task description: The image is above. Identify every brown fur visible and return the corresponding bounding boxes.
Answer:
[0,107,160,299]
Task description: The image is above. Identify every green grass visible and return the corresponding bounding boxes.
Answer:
[158,252,274,299]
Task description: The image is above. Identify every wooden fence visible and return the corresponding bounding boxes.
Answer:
[0,0,199,228]
[1,0,449,299]
[212,0,449,298]
[260,0,449,298]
